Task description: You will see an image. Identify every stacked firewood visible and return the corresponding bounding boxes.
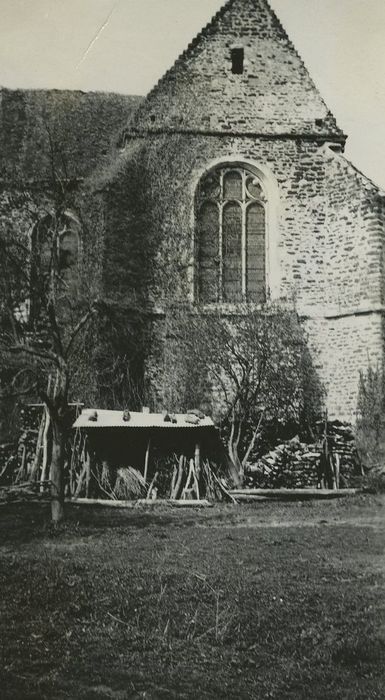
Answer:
[246,437,319,489]
[246,423,360,489]
[323,422,360,487]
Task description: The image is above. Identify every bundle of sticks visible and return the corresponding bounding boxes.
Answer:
[167,452,233,502]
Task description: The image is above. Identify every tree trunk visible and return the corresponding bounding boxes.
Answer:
[227,444,243,487]
[50,420,65,524]
[228,416,245,487]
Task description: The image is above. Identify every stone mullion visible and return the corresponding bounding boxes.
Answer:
[241,170,247,301]
[219,170,224,303]
[218,203,224,304]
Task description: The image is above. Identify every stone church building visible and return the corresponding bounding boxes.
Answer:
[1,0,384,424]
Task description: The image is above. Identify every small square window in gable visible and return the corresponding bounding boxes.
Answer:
[231,47,244,74]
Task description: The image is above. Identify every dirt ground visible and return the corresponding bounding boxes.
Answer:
[0,495,384,699]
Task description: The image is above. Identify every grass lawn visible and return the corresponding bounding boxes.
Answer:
[0,496,384,699]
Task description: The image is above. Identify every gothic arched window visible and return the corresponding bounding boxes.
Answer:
[196,165,266,304]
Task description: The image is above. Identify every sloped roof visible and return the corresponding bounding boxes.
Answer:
[0,88,142,183]
[73,409,215,430]
[127,0,344,141]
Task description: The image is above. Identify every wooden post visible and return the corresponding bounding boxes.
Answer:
[40,407,51,492]
[144,437,151,483]
[194,442,201,500]
[147,471,158,500]
[194,442,201,478]
[334,453,340,491]
[172,454,185,499]
[30,411,45,483]
[182,459,195,500]
[74,461,88,499]
[85,449,92,499]
[49,420,65,524]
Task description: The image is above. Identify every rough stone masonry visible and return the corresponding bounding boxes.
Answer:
[1,0,384,424]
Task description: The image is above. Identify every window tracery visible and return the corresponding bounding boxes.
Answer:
[196,165,266,304]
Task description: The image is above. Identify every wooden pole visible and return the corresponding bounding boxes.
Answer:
[146,472,158,500]
[74,461,87,499]
[172,454,185,499]
[334,453,340,491]
[40,407,51,492]
[194,442,201,479]
[182,460,195,500]
[30,410,45,483]
[85,450,92,499]
[194,442,201,500]
[144,437,151,483]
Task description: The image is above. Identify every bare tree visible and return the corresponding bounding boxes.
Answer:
[163,303,323,486]
[0,220,98,521]
[0,131,98,522]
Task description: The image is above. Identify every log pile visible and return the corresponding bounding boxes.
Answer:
[246,437,319,489]
[246,423,360,490]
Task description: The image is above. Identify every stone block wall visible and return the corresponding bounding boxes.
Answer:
[1,0,384,427]
[118,134,384,310]
[113,130,385,422]
[322,147,385,313]
[129,0,342,139]
[304,313,384,422]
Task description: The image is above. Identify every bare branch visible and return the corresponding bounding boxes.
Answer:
[47,300,64,357]
[64,307,95,359]
[242,411,265,468]
[7,342,62,368]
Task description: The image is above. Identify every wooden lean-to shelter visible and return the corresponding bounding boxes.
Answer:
[72,409,233,502]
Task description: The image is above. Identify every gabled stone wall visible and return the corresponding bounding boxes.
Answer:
[2,0,384,427]
[110,129,385,422]
[112,0,384,424]
[128,0,343,140]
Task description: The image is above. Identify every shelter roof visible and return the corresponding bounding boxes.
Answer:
[73,409,215,430]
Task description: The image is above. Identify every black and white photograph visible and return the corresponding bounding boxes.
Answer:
[0,0,384,697]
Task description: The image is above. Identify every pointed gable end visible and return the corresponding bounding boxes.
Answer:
[127,0,345,141]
